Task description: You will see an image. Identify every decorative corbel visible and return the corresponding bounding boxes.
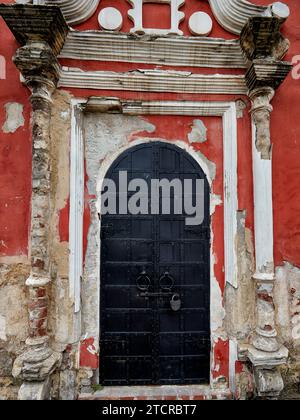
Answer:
[0,4,69,400]
[241,17,292,161]
[240,15,292,399]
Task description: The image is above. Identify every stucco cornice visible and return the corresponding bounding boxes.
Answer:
[16,0,290,34]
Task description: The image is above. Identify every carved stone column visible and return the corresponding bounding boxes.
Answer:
[0,4,68,400]
[240,16,292,399]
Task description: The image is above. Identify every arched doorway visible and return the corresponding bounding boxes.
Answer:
[100,142,210,386]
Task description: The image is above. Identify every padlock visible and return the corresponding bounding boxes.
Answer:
[170,294,181,312]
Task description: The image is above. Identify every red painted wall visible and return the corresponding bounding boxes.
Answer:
[249,0,300,267]
[0,0,31,260]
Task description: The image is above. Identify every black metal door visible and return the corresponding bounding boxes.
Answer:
[100,142,210,385]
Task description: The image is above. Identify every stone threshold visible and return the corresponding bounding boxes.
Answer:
[79,385,232,400]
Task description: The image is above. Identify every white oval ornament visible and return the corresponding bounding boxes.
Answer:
[271,2,290,20]
[98,7,123,31]
[189,12,213,36]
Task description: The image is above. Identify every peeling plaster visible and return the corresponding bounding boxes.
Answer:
[211,251,226,335]
[84,114,155,197]
[211,194,222,216]
[225,210,255,340]
[2,102,24,133]
[195,149,216,183]
[0,285,28,342]
[188,119,207,143]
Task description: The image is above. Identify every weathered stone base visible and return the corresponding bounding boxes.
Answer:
[78,385,232,401]
[18,378,51,400]
[254,368,284,399]
[247,345,288,367]
[13,343,62,383]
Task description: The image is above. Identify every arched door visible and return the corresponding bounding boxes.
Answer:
[100,142,210,385]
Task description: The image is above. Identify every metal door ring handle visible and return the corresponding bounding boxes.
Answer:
[159,272,175,291]
[136,272,151,292]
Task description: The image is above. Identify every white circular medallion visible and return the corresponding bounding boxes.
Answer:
[271,2,290,20]
[98,7,123,31]
[189,12,213,36]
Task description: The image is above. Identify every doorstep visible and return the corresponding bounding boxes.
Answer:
[78,385,232,400]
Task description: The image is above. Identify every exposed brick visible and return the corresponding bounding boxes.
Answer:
[30,287,46,299]
[28,298,47,310]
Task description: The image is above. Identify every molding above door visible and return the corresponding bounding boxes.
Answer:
[60,31,247,69]
[59,68,247,95]
[17,0,289,34]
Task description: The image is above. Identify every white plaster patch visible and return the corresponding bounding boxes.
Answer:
[84,114,155,196]
[210,194,222,216]
[188,119,207,144]
[2,102,24,133]
[60,110,70,121]
[0,315,6,341]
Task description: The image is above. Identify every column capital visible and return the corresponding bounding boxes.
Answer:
[14,41,60,108]
[250,87,275,160]
[249,86,275,113]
